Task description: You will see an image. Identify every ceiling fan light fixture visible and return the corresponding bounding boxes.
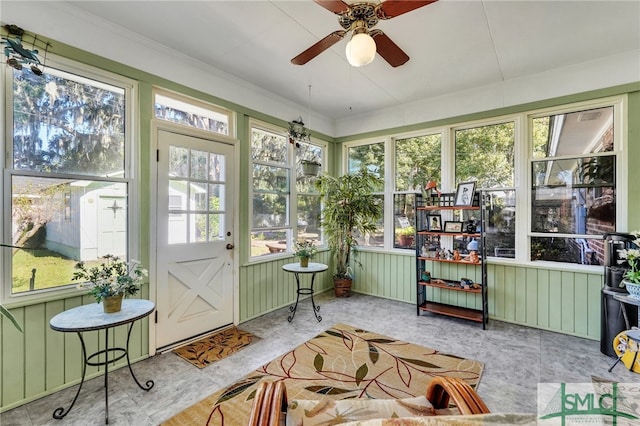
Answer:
[345,32,376,67]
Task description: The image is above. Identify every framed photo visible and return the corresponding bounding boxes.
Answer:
[427,214,442,231]
[444,221,463,233]
[454,181,477,206]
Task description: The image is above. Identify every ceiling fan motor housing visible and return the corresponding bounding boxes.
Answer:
[338,3,378,31]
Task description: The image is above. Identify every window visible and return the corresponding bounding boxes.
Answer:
[394,134,441,249]
[342,97,624,267]
[347,142,385,247]
[455,122,516,259]
[530,105,616,265]
[154,91,233,136]
[296,143,322,243]
[249,121,325,259]
[4,60,135,296]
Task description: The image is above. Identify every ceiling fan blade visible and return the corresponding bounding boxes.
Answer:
[291,30,346,65]
[370,30,409,67]
[314,0,351,15]
[376,0,438,19]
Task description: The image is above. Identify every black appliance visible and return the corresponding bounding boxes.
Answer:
[600,232,637,356]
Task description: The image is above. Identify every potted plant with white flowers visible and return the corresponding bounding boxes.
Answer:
[619,230,640,299]
[293,239,318,267]
[73,254,148,313]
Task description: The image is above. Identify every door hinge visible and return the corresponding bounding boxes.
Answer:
[156,149,159,162]
[155,311,158,323]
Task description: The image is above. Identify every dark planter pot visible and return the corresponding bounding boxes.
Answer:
[334,277,352,298]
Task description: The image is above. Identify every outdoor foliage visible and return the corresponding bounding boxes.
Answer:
[395,134,441,191]
[13,67,125,175]
[9,65,130,293]
[455,123,515,188]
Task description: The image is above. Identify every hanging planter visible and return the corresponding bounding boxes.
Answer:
[301,160,321,177]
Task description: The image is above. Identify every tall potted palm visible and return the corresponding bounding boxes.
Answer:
[315,169,383,297]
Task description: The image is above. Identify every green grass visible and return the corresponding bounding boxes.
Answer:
[12,249,82,293]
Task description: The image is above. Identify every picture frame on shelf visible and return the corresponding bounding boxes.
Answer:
[454,181,477,206]
[427,214,442,231]
[444,221,463,233]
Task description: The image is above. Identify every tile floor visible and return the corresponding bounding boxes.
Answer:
[1,292,637,425]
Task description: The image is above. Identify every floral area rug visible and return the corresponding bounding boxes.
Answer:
[173,326,259,369]
[163,323,484,425]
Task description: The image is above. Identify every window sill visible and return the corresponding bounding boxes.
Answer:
[2,285,92,310]
[487,258,604,275]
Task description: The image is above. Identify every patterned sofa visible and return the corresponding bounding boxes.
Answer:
[248,376,537,425]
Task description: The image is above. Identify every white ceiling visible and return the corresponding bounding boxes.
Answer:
[3,1,640,137]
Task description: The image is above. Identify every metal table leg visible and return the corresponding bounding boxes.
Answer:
[52,323,154,424]
[125,321,154,391]
[288,272,321,322]
[52,332,88,420]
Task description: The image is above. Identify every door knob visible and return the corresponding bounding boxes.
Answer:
[226,243,234,250]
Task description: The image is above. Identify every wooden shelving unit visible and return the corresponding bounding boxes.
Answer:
[415,191,489,329]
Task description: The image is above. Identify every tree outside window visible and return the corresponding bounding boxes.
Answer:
[249,124,324,258]
[455,122,515,258]
[7,64,132,294]
[394,134,441,249]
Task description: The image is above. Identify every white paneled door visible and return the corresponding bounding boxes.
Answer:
[155,129,235,349]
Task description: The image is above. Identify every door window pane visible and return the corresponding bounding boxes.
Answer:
[191,150,208,180]
[167,146,227,245]
[169,146,189,177]
[209,153,225,181]
[209,214,225,241]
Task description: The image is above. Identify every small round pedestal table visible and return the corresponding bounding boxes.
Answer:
[282,262,328,322]
[49,299,155,424]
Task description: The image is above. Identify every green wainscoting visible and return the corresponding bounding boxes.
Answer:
[239,250,334,321]
[0,293,150,411]
[0,250,605,411]
[350,251,417,302]
[352,251,603,340]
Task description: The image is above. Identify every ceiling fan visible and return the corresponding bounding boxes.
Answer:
[291,0,438,68]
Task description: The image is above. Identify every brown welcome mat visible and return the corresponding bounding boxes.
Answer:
[173,326,259,369]
[163,323,484,425]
